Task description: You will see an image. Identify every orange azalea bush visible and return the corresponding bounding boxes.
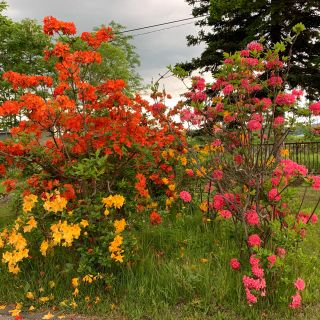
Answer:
[0,16,185,295]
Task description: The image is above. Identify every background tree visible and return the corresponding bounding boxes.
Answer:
[71,21,143,93]
[94,21,142,92]
[183,0,320,99]
[0,2,52,130]
[0,1,143,131]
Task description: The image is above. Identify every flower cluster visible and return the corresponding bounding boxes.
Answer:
[1,230,29,274]
[102,194,125,216]
[22,194,38,213]
[49,220,81,247]
[43,191,68,213]
[109,235,124,263]
[43,16,76,35]
[289,278,305,309]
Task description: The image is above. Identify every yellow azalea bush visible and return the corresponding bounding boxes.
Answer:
[0,189,132,306]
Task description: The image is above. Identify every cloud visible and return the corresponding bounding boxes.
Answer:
[5,0,205,91]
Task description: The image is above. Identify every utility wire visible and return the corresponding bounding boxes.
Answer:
[129,21,195,37]
[115,15,209,35]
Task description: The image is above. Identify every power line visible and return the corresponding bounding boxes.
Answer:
[130,21,196,37]
[115,15,208,35]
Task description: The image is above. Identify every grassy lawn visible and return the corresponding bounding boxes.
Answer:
[0,188,319,320]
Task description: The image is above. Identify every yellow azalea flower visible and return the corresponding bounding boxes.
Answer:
[80,219,89,228]
[85,296,90,302]
[40,240,49,256]
[26,291,34,299]
[199,202,208,212]
[43,191,67,213]
[102,194,125,209]
[9,308,21,317]
[0,305,6,310]
[161,150,168,159]
[50,221,81,247]
[162,178,169,185]
[49,281,55,288]
[110,303,117,310]
[29,305,35,311]
[59,300,68,307]
[150,202,158,208]
[112,194,125,209]
[112,254,124,263]
[22,194,38,213]
[168,149,175,158]
[95,296,101,304]
[180,156,187,166]
[102,196,113,208]
[243,185,249,193]
[39,296,50,303]
[70,299,77,309]
[166,197,174,207]
[200,258,208,263]
[23,216,37,233]
[58,316,66,319]
[82,274,94,283]
[109,235,124,263]
[104,208,110,216]
[39,287,45,293]
[42,311,54,319]
[71,277,79,287]
[73,288,79,296]
[281,148,289,157]
[114,219,126,234]
[168,184,176,191]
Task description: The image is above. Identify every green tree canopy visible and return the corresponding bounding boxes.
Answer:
[183,0,320,99]
[0,1,142,130]
[81,21,142,92]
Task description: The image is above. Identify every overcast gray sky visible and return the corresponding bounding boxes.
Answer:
[5,0,205,96]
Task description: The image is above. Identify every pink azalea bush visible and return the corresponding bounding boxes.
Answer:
[174,26,319,310]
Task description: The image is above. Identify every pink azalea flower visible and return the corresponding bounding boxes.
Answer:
[240,50,250,57]
[245,209,260,226]
[268,76,283,87]
[222,84,234,95]
[219,209,232,219]
[295,278,305,291]
[245,289,258,304]
[252,265,264,278]
[289,292,302,309]
[229,258,241,270]
[311,214,318,224]
[267,255,277,265]
[275,93,296,106]
[268,188,281,202]
[309,101,320,115]
[276,247,286,258]
[292,89,304,97]
[180,191,192,203]
[212,169,223,180]
[247,41,263,52]
[310,175,320,190]
[247,234,262,248]
[249,254,260,266]
[247,119,262,131]
[273,116,285,128]
[213,194,225,210]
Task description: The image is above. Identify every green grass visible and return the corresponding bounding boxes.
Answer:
[0,189,319,320]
